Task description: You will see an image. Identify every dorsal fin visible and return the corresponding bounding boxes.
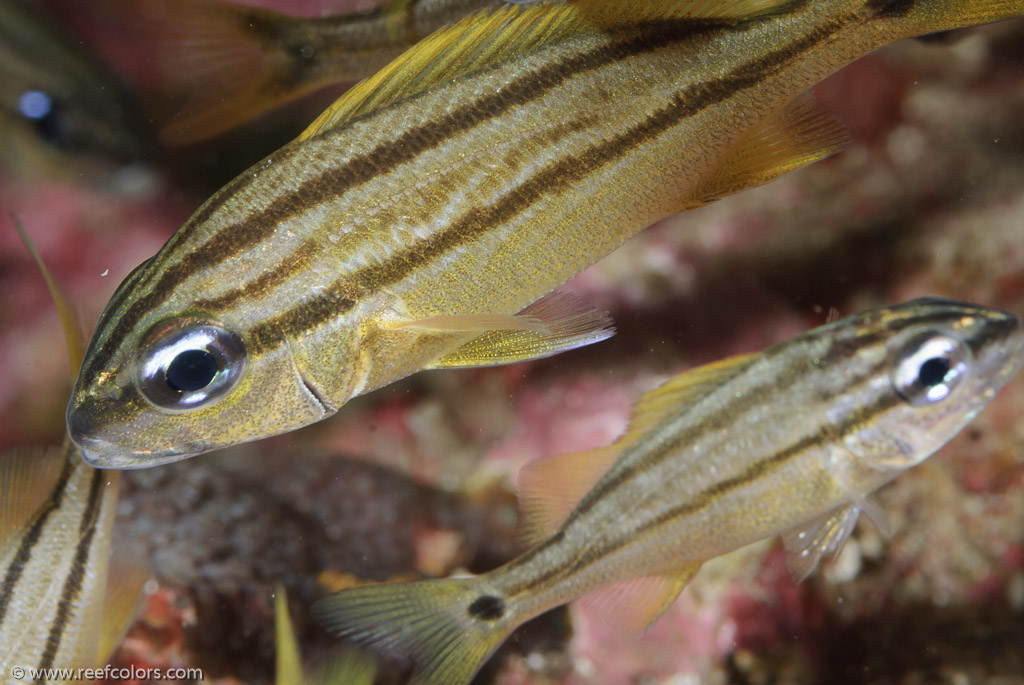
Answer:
[11,213,84,375]
[298,0,797,140]
[623,353,757,439]
[517,352,757,545]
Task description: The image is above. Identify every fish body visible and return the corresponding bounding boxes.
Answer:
[140,0,524,143]
[0,219,142,680]
[315,297,1024,685]
[0,444,123,677]
[0,0,155,190]
[68,0,1024,468]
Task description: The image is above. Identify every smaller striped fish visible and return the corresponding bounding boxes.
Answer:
[315,297,1024,685]
[0,218,145,678]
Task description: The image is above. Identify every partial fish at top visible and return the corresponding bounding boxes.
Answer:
[0,0,156,193]
[124,0,541,144]
[68,0,1024,468]
[315,297,1024,685]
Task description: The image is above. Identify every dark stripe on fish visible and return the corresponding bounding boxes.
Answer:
[36,468,107,670]
[0,453,74,626]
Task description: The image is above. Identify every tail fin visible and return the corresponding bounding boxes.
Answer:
[117,0,316,144]
[314,577,515,685]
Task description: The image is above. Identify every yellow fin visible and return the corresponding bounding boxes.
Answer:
[275,585,304,685]
[95,535,147,666]
[427,292,614,368]
[298,0,797,140]
[624,353,757,439]
[517,444,621,546]
[579,564,701,634]
[0,446,65,546]
[517,352,755,544]
[11,213,84,374]
[694,91,850,203]
[392,313,550,334]
[309,648,378,685]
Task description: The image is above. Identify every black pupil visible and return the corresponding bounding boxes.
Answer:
[918,357,951,388]
[166,349,219,392]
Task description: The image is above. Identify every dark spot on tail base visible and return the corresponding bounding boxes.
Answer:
[468,595,505,621]
[865,0,915,18]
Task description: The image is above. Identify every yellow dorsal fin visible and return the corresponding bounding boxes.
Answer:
[578,564,701,634]
[623,353,757,440]
[11,213,84,375]
[297,0,797,140]
[0,446,65,546]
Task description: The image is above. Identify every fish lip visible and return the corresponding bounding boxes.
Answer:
[71,434,200,469]
[67,409,200,469]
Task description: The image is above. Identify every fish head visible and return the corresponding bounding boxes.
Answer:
[831,297,1023,474]
[66,253,365,469]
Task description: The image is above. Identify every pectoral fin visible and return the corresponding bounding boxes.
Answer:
[781,504,862,583]
[425,292,614,369]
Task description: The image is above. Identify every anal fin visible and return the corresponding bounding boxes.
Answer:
[426,292,614,369]
[695,91,850,203]
[579,564,701,634]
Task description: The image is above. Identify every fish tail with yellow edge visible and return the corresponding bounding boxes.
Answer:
[112,0,314,145]
[314,576,515,685]
[865,0,1024,35]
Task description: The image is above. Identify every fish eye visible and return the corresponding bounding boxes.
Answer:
[136,318,246,411]
[18,90,71,150]
[892,334,970,406]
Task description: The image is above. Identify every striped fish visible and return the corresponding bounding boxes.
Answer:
[315,297,1024,685]
[68,0,1024,468]
[0,219,143,679]
[130,0,535,144]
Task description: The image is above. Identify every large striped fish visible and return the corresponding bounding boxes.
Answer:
[1,221,143,679]
[315,297,1024,685]
[67,0,1024,468]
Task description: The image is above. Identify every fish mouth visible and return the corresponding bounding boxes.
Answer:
[66,409,200,469]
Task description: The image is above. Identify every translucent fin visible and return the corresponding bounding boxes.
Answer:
[694,92,850,203]
[128,0,314,144]
[517,445,621,546]
[310,648,378,685]
[299,0,797,139]
[315,577,513,685]
[782,505,861,583]
[275,585,304,685]
[95,540,147,666]
[11,213,84,373]
[624,353,757,439]
[0,446,65,545]
[428,292,614,369]
[579,564,700,634]
[393,313,550,334]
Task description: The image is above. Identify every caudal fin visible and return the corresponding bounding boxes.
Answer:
[121,0,317,144]
[314,577,515,685]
